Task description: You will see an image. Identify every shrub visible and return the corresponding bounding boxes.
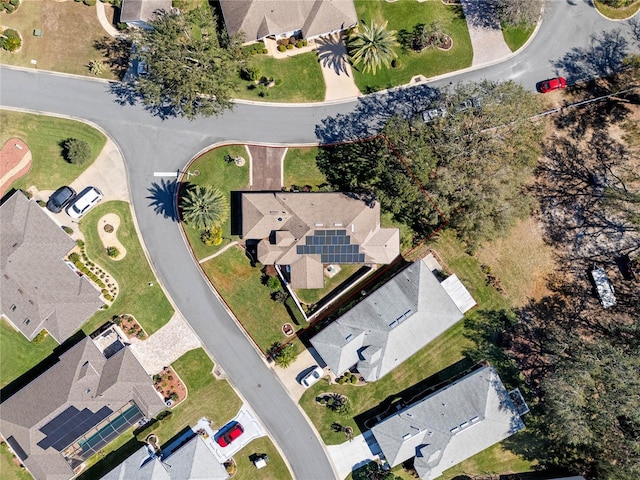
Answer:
[302,39,308,46]
[262,48,268,54]
[200,226,223,246]
[0,29,21,51]
[83,0,96,5]
[266,275,280,291]
[62,138,91,165]
[62,225,74,235]
[32,330,48,344]
[5,4,15,13]
[268,342,298,368]
[240,66,261,82]
[286,44,293,50]
[278,45,286,52]
[391,58,403,69]
[76,239,85,248]
[116,22,128,31]
[106,246,120,257]
[69,252,80,262]
[74,260,84,269]
[9,0,19,6]
[296,41,304,48]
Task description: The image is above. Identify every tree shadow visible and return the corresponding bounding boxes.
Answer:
[459,0,502,30]
[315,34,351,76]
[315,83,441,144]
[551,29,631,84]
[94,36,132,80]
[146,178,180,221]
[108,81,183,120]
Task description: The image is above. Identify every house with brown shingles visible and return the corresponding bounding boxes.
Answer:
[120,0,172,29]
[0,337,166,480]
[219,0,357,41]
[0,191,103,343]
[240,192,399,289]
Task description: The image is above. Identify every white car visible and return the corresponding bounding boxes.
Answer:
[301,366,324,388]
[67,186,103,219]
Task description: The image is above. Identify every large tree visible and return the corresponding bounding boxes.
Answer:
[348,20,398,74]
[492,0,544,26]
[132,6,243,119]
[180,185,229,231]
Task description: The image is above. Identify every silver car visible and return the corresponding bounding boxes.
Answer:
[301,366,324,388]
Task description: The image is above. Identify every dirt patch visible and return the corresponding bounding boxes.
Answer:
[97,213,127,260]
[475,217,556,307]
[0,138,31,197]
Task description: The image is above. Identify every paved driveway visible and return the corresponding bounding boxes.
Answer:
[247,145,285,190]
[327,431,382,479]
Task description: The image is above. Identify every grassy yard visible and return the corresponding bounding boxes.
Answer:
[593,0,640,19]
[0,320,57,388]
[295,264,363,305]
[441,440,536,479]
[80,201,173,336]
[201,247,301,352]
[282,147,327,189]
[502,22,536,52]
[0,0,115,78]
[233,436,292,480]
[234,52,325,102]
[0,441,31,480]
[351,0,472,92]
[181,145,249,261]
[0,110,106,192]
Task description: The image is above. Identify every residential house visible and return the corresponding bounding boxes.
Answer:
[371,365,525,479]
[219,0,358,41]
[0,191,103,343]
[0,337,166,480]
[241,192,399,289]
[310,254,475,382]
[100,434,228,480]
[120,0,172,29]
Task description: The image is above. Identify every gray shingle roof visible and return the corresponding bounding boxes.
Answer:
[241,192,399,288]
[371,366,525,479]
[0,337,166,480]
[120,0,172,24]
[100,435,228,480]
[311,255,476,381]
[219,0,357,41]
[0,192,103,342]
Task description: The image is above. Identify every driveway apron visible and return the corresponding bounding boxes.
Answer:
[460,0,512,66]
[247,145,285,190]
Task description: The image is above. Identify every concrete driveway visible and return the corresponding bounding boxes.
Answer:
[327,431,382,479]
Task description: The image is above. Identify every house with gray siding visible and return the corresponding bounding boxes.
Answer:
[0,337,165,480]
[371,365,525,479]
[310,254,475,381]
[1,191,103,343]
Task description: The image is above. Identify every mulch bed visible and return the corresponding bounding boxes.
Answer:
[153,367,187,408]
[0,138,31,197]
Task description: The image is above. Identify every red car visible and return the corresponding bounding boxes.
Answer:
[540,77,567,93]
[216,423,244,447]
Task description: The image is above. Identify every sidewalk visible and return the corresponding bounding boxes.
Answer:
[96,1,120,38]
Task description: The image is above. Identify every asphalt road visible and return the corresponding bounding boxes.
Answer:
[1,2,638,479]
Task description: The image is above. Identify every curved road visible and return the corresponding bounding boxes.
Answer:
[1,2,638,479]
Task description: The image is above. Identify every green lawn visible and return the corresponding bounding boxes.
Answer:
[441,440,536,479]
[181,145,249,261]
[0,0,115,78]
[234,52,325,102]
[0,441,32,480]
[502,22,535,52]
[80,201,173,336]
[0,320,58,388]
[201,247,300,352]
[0,110,106,191]
[282,147,327,189]
[351,0,472,92]
[233,436,293,480]
[295,264,363,305]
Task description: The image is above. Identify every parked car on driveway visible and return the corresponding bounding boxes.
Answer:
[67,186,103,219]
[422,106,448,123]
[216,422,244,447]
[301,366,324,388]
[46,186,76,213]
[539,77,567,93]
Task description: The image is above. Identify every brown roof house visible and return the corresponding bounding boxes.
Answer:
[0,192,103,343]
[0,337,166,480]
[120,0,172,29]
[241,192,400,289]
[310,254,476,381]
[371,366,525,479]
[219,0,358,41]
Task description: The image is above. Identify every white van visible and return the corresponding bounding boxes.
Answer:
[67,186,103,219]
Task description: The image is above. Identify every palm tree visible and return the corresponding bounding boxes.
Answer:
[348,20,399,75]
[180,185,229,231]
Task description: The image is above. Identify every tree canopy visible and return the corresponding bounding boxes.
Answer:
[348,20,399,74]
[132,6,243,119]
[180,185,229,231]
[316,80,544,249]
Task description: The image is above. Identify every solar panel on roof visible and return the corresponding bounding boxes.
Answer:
[38,406,113,452]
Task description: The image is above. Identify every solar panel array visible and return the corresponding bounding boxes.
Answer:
[38,405,112,452]
[296,230,366,263]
